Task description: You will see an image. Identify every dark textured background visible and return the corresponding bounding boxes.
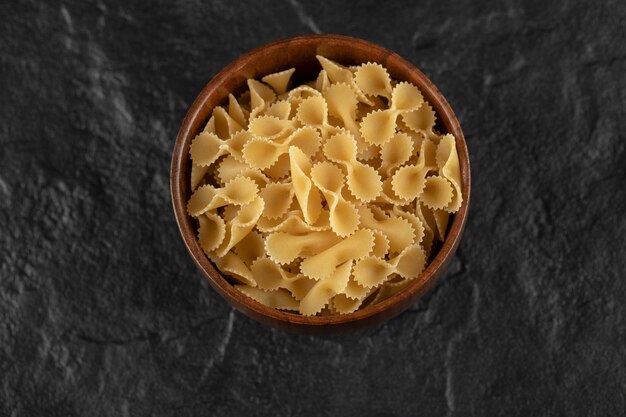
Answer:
[1,0,625,416]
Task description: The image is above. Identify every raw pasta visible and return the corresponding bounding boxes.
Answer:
[186,57,464,315]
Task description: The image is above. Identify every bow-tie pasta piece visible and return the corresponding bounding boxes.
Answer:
[190,130,253,169]
[186,56,464,315]
[289,146,323,225]
[265,100,292,120]
[187,176,259,217]
[380,132,414,178]
[310,161,360,237]
[300,260,352,316]
[436,133,463,212]
[391,206,425,246]
[211,251,256,287]
[207,106,244,140]
[323,83,360,136]
[256,209,331,234]
[228,93,249,128]
[259,182,294,220]
[360,82,424,146]
[315,69,331,92]
[391,164,428,201]
[248,79,276,118]
[331,291,375,314]
[420,176,454,210]
[402,102,438,141]
[357,205,415,254]
[198,212,226,254]
[354,244,426,288]
[250,257,316,301]
[371,276,414,305]
[214,195,265,257]
[369,229,390,258]
[354,62,393,99]
[300,229,374,281]
[243,127,321,170]
[248,115,294,140]
[316,55,372,105]
[189,132,224,167]
[262,68,296,95]
[236,286,299,311]
[265,230,342,265]
[234,230,265,267]
[190,164,209,191]
[295,95,339,138]
[323,132,382,202]
[216,156,269,188]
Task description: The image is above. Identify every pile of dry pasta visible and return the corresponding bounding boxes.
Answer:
[186,55,462,316]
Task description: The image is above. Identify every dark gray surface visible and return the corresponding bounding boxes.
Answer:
[1,0,625,416]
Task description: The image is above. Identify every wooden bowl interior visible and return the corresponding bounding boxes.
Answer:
[171,35,470,334]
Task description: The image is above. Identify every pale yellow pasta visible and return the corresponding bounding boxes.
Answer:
[332,291,374,314]
[256,209,331,234]
[265,100,292,120]
[216,156,269,188]
[263,153,292,180]
[420,176,454,210]
[415,202,436,256]
[262,68,295,95]
[360,82,424,145]
[190,164,209,191]
[323,83,360,137]
[187,56,464,316]
[243,127,320,170]
[356,205,414,253]
[295,95,338,138]
[316,55,372,105]
[322,132,382,202]
[299,260,352,316]
[248,115,293,139]
[391,164,428,201]
[211,106,244,140]
[432,208,451,241]
[354,62,393,99]
[437,133,463,212]
[353,244,426,288]
[379,132,414,178]
[343,275,370,300]
[198,212,226,254]
[211,252,256,287]
[214,195,264,257]
[315,69,331,92]
[187,176,258,217]
[228,93,249,128]
[391,206,425,246]
[402,102,438,141]
[247,79,276,117]
[233,230,265,267]
[368,230,388,258]
[189,130,252,167]
[310,161,360,237]
[258,182,294,220]
[250,257,315,300]
[300,229,374,280]
[289,146,323,225]
[371,276,413,305]
[265,230,342,265]
[377,177,412,206]
[236,286,299,311]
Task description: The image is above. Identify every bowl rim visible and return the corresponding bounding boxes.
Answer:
[170,34,471,333]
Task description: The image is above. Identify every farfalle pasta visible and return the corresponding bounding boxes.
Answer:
[186,56,464,315]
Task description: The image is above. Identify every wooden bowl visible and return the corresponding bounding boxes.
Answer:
[170,34,471,334]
